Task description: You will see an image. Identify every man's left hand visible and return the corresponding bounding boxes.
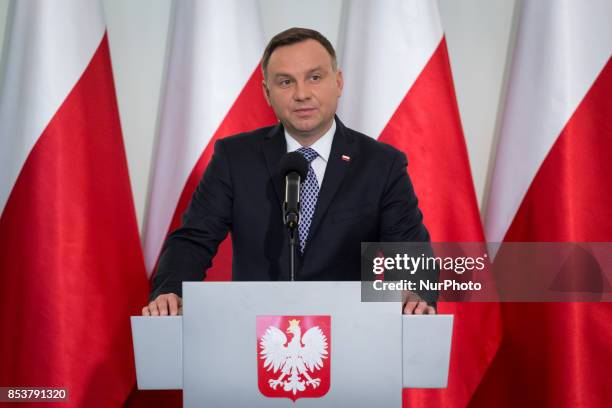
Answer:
[403,300,436,315]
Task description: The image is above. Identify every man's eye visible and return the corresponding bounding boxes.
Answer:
[279,79,292,87]
[311,75,321,81]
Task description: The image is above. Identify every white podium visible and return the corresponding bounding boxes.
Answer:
[131,282,453,407]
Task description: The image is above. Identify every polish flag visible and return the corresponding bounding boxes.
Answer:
[0,0,149,406]
[142,0,276,282]
[477,1,612,406]
[337,1,502,407]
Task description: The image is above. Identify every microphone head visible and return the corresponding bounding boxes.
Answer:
[279,152,309,180]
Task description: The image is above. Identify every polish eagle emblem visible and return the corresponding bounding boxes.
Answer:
[257,316,331,400]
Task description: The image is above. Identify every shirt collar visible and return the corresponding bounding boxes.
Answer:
[284,119,336,163]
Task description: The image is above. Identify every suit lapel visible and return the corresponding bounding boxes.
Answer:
[262,123,286,208]
[305,118,356,252]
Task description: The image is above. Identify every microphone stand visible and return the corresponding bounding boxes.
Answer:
[289,227,297,281]
[284,172,301,282]
[285,207,299,281]
[280,153,308,282]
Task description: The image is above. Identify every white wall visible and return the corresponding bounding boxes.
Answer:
[0,0,518,232]
[0,1,9,82]
[103,0,172,232]
[438,0,518,214]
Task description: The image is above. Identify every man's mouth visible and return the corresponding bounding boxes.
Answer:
[294,107,316,116]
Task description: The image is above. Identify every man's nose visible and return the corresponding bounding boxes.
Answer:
[293,81,311,101]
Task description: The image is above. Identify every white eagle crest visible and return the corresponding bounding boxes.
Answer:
[259,319,328,395]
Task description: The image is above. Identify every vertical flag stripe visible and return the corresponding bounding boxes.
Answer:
[142,0,273,276]
[504,59,612,243]
[0,0,105,214]
[337,2,502,407]
[0,34,148,407]
[339,0,443,140]
[473,60,612,407]
[478,0,612,406]
[377,39,483,242]
[379,39,502,408]
[485,0,612,243]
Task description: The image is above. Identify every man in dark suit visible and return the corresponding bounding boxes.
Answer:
[143,27,436,316]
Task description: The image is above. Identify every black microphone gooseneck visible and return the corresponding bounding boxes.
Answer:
[279,152,309,281]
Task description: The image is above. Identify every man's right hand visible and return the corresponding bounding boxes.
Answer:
[142,293,183,316]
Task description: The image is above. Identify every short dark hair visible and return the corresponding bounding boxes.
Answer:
[261,27,337,80]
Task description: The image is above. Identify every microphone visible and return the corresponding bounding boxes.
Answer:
[279,152,308,230]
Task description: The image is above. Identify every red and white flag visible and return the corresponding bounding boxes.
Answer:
[0,0,149,406]
[337,1,502,407]
[142,0,277,281]
[479,0,612,406]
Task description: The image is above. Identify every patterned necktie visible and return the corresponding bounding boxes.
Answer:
[296,147,320,253]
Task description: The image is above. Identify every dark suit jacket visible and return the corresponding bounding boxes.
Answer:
[151,117,432,301]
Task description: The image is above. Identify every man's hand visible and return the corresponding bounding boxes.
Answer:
[402,291,436,315]
[142,293,183,316]
[403,300,436,315]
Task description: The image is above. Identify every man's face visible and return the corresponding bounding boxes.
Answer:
[263,39,343,141]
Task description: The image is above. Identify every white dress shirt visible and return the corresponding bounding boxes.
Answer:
[284,119,336,187]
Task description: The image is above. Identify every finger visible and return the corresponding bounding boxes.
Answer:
[167,295,179,316]
[425,306,436,315]
[403,301,418,314]
[142,306,151,316]
[414,301,428,315]
[157,297,169,316]
[403,291,420,304]
[148,300,160,316]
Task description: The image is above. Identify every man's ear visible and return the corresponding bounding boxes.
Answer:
[262,79,272,106]
[336,68,344,97]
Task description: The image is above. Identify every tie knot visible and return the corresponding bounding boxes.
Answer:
[296,147,318,163]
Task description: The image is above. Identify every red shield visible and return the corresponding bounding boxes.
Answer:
[257,315,331,401]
